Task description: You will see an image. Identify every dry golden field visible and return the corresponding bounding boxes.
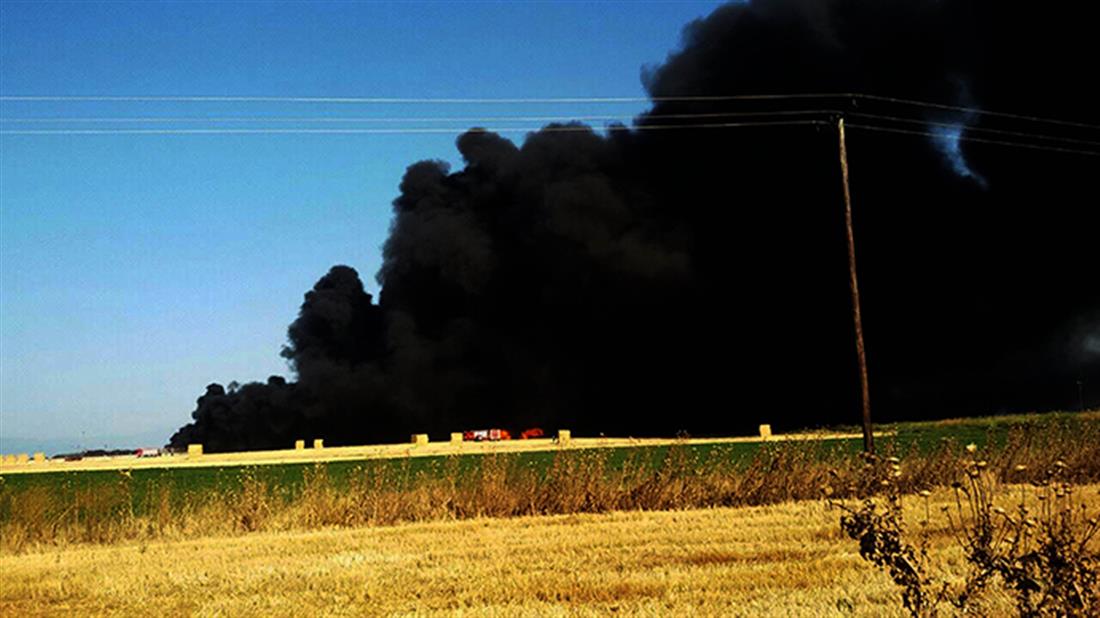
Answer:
[0,430,874,475]
[4,485,1097,617]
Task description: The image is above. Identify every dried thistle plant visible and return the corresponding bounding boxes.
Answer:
[831,448,1100,617]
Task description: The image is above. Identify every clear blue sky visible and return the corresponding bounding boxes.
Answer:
[0,0,727,453]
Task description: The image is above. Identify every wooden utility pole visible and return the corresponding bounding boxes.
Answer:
[837,117,874,453]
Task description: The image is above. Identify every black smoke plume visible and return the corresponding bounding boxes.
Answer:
[171,0,1100,451]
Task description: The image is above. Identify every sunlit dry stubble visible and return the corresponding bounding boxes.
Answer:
[1,484,1097,617]
[2,417,1099,554]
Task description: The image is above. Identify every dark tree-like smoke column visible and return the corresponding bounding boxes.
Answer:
[171,0,1100,451]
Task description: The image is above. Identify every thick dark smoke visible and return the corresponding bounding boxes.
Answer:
[171,0,1100,451]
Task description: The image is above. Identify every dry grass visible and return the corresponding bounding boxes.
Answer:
[3,419,1098,616]
[834,451,1100,616]
[3,418,1099,555]
[2,485,1097,617]
[0,431,869,475]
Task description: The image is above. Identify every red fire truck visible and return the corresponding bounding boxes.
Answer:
[461,427,545,441]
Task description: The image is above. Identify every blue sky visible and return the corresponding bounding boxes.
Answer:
[0,0,727,453]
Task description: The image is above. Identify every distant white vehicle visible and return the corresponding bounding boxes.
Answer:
[135,447,161,458]
[462,429,511,441]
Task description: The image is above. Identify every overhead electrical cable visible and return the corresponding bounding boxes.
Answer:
[3,92,1098,131]
[0,119,828,136]
[844,112,1100,149]
[851,94,1100,131]
[4,109,1097,152]
[0,110,831,124]
[5,96,1098,156]
[0,93,838,104]
[844,123,1100,157]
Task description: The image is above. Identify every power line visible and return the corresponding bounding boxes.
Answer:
[0,94,831,104]
[845,123,1100,157]
[0,115,629,124]
[5,108,1098,157]
[6,108,1098,151]
[846,112,1100,149]
[0,110,828,124]
[0,119,827,136]
[4,92,1097,132]
[853,94,1100,132]
[6,108,1098,153]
